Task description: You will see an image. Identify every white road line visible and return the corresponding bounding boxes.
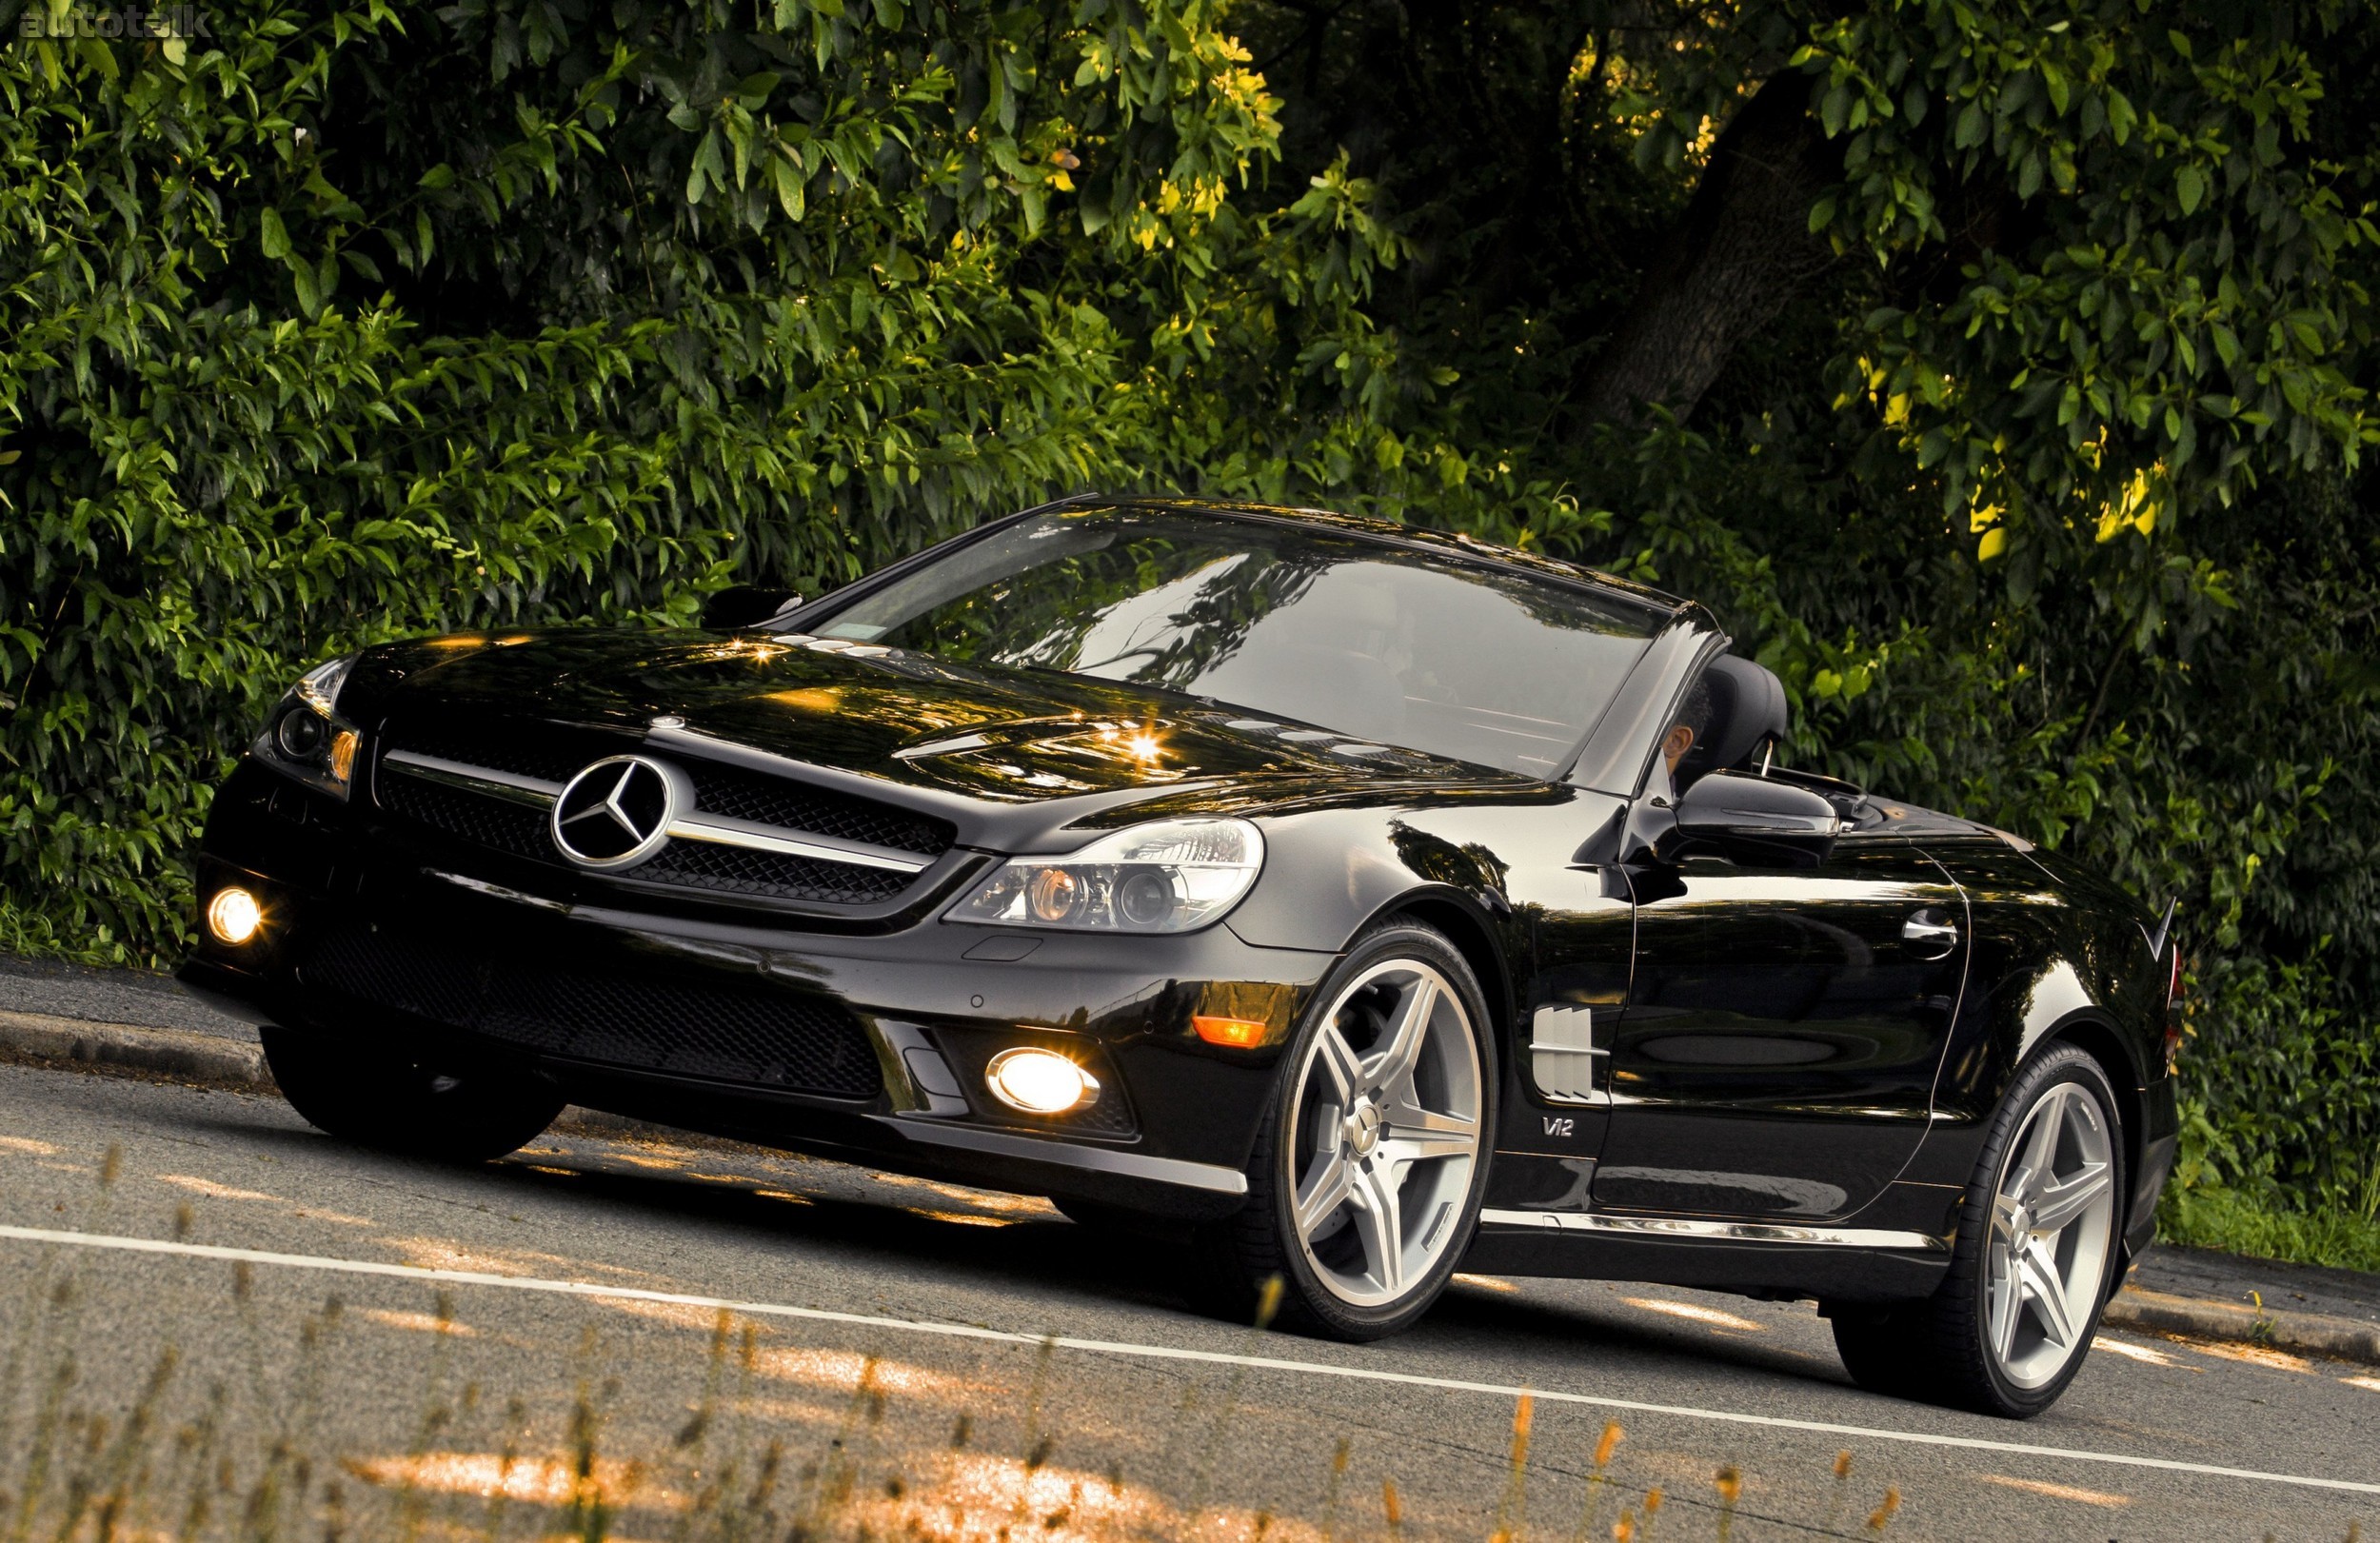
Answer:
[4,1223,2376,1498]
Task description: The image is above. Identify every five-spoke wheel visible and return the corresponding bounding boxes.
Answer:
[1197,922,1494,1338]
[1286,958,1484,1309]
[1984,1080,2118,1389]
[1831,1042,2126,1417]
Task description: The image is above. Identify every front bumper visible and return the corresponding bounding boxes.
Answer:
[185,762,1336,1219]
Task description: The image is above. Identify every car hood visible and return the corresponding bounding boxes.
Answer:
[345,628,1527,821]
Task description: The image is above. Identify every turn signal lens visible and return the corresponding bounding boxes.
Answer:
[984,1047,1098,1115]
[1192,1015,1267,1048]
[206,887,264,946]
[1025,866,1081,923]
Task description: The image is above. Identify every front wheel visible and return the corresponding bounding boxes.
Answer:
[262,1024,566,1164]
[1831,1042,2126,1417]
[1194,922,1495,1340]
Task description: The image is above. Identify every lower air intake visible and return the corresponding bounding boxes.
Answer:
[302,923,883,1099]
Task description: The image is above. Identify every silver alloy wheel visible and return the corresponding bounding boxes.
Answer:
[1985,1080,2118,1389]
[1284,959,1484,1309]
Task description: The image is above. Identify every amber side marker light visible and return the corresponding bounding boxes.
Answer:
[206,887,264,946]
[1193,1015,1267,1048]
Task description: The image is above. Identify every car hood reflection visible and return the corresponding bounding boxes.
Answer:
[371,628,1524,804]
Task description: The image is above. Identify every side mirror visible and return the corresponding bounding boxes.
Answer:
[1661,770,1840,868]
[701,585,803,632]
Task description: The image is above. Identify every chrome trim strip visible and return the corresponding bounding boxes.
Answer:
[382,750,562,807]
[877,1117,1248,1196]
[643,722,990,825]
[663,811,931,873]
[892,732,992,761]
[1478,1207,1949,1252]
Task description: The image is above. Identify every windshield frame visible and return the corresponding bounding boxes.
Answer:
[770,497,1687,782]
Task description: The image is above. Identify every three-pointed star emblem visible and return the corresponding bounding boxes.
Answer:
[551,756,684,869]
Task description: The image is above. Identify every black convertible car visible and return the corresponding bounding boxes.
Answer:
[181,496,2180,1417]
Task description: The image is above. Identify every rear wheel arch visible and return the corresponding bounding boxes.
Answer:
[2031,1014,2146,1244]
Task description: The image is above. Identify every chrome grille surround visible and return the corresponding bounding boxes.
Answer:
[373,722,956,905]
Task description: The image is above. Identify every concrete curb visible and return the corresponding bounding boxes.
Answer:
[2104,1284,2380,1368]
[0,1008,269,1088]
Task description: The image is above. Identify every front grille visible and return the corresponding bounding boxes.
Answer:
[371,719,954,906]
[303,923,883,1098]
[378,773,555,861]
[681,760,952,857]
[634,840,914,905]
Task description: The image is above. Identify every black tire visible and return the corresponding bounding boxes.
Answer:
[1830,1042,2127,1417]
[262,1023,566,1164]
[1192,920,1497,1341]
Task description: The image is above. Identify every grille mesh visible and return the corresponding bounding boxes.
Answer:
[302,923,883,1098]
[378,773,554,861]
[684,760,952,858]
[1050,1086,1136,1137]
[634,840,913,905]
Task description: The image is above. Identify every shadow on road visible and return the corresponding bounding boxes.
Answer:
[193,1105,1860,1396]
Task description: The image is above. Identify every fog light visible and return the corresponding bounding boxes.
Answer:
[984,1047,1098,1114]
[206,887,264,946]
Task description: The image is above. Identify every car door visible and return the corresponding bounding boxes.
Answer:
[1591,835,1970,1221]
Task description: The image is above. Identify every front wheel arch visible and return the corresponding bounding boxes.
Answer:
[1365,889,1514,1058]
[1195,918,1500,1340]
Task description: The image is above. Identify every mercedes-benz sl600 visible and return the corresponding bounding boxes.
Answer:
[181,497,2181,1416]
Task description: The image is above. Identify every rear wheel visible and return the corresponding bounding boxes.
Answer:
[1195,922,1494,1340]
[262,1024,565,1163]
[1831,1042,2125,1417]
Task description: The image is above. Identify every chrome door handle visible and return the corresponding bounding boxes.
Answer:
[1901,910,1960,959]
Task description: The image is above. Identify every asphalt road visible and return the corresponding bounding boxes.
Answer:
[0,1061,2373,1542]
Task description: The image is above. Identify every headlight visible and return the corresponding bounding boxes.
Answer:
[253,656,361,800]
[945,818,1265,934]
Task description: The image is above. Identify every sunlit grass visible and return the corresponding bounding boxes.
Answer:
[2159,1185,2380,1275]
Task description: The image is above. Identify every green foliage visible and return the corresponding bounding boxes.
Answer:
[2159,951,2380,1252]
[0,0,1418,955]
[1802,1,2373,568]
[2158,1180,2380,1276]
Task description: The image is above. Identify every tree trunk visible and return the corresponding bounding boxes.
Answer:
[1577,74,1840,427]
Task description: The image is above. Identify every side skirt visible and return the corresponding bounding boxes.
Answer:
[1462,1208,1952,1303]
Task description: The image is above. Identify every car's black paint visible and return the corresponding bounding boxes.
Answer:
[1603,840,1969,1221]
[183,496,2178,1309]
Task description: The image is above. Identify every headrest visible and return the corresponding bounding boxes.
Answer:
[1693,655,1790,772]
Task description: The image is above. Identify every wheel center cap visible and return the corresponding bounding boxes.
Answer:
[1344,1099,1381,1157]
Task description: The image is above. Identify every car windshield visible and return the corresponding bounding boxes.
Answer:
[805,506,1663,777]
